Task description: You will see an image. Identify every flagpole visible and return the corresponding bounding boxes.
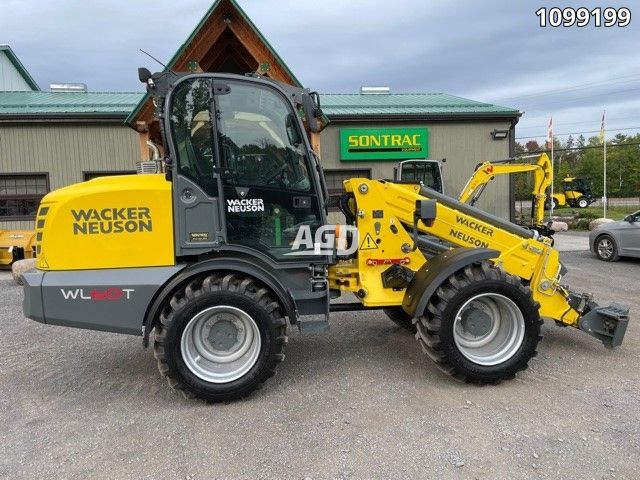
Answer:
[603,137,607,218]
[602,110,607,219]
[547,115,554,222]
[549,116,554,221]
[550,136,554,220]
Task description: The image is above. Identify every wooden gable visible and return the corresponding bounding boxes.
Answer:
[129,0,302,158]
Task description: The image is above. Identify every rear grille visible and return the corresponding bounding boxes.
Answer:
[136,161,160,174]
[34,206,49,256]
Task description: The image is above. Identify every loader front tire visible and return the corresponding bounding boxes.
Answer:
[416,263,541,384]
[154,273,287,402]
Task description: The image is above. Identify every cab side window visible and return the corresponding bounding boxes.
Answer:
[169,78,218,197]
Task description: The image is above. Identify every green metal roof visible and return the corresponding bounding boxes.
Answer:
[0,91,519,119]
[0,91,143,116]
[0,45,40,91]
[320,93,520,118]
[125,0,301,127]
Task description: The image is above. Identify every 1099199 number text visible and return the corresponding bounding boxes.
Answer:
[536,7,631,27]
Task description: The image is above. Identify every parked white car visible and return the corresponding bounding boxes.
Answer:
[589,210,640,261]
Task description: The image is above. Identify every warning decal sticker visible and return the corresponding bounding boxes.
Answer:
[359,233,378,250]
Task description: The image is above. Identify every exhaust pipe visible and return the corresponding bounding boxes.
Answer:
[137,141,162,174]
[147,140,160,160]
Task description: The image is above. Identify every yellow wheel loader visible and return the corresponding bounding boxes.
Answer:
[21,70,629,402]
[550,177,597,209]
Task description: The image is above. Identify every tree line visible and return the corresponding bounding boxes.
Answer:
[513,133,640,200]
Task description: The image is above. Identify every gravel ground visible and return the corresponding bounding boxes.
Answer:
[0,238,638,479]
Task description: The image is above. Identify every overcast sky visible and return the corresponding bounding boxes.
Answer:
[2,0,639,143]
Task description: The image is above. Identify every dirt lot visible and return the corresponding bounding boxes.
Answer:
[1,234,638,479]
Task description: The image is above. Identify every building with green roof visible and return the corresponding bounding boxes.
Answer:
[0,50,142,229]
[0,0,520,230]
[0,45,40,91]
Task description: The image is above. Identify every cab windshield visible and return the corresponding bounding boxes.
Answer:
[399,160,443,192]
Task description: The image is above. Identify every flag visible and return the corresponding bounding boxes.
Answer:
[599,111,606,144]
[546,116,553,149]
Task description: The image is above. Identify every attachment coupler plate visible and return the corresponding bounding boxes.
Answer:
[578,303,629,348]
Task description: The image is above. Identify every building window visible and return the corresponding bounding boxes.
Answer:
[83,170,137,181]
[324,169,371,211]
[0,173,49,220]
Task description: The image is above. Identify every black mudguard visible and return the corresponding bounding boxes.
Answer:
[142,255,298,347]
[402,248,499,318]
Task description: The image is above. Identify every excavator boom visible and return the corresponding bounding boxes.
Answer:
[458,154,552,227]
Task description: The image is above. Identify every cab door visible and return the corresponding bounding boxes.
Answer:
[167,77,225,256]
[213,79,328,262]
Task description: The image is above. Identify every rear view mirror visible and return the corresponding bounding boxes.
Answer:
[302,91,329,134]
[302,93,319,133]
[285,114,301,146]
[138,67,152,84]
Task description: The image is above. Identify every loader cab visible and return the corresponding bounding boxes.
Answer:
[563,177,593,198]
[164,73,330,262]
[394,159,444,194]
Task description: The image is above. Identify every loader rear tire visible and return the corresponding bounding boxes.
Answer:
[153,273,287,402]
[384,308,417,333]
[415,262,542,384]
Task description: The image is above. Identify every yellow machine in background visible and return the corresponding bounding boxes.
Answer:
[551,176,597,209]
[458,153,596,215]
[0,229,36,268]
[459,154,552,232]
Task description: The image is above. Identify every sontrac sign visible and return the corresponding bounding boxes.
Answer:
[339,128,429,161]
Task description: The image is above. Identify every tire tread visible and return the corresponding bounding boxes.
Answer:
[153,273,287,402]
[415,262,542,384]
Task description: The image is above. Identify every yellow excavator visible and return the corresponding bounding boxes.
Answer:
[20,70,629,402]
[458,153,553,235]
[458,153,597,234]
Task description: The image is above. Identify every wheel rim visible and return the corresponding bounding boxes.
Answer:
[597,238,613,259]
[453,293,525,366]
[181,305,261,383]
[579,199,588,208]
